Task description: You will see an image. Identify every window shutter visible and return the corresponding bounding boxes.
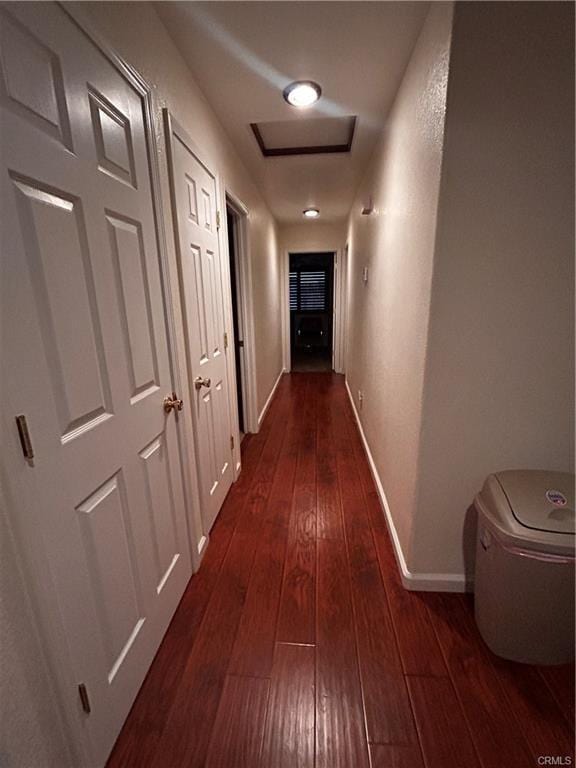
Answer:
[289,271,298,311]
[299,270,326,311]
[290,268,328,312]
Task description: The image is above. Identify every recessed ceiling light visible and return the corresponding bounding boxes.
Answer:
[283,81,322,108]
[303,207,320,218]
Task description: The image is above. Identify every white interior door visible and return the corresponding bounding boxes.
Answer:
[0,4,192,765]
[166,115,234,533]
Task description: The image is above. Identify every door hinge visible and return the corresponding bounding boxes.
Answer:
[216,210,221,231]
[230,435,234,451]
[78,683,91,714]
[15,415,34,460]
[224,331,228,349]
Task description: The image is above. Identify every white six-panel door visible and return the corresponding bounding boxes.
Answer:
[166,117,234,534]
[0,4,192,765]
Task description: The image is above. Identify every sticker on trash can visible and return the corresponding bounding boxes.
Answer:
[546,489,567,506]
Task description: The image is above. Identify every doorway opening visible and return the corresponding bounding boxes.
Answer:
[227,205,245,435]
[224,192,258,439]
[289,252,335,372]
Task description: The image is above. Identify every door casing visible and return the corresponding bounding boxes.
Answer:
[163,109,243,528]
[224,192,259,437]
[281,248,347,374]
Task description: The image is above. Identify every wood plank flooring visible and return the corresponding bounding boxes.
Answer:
[107,373,575,768]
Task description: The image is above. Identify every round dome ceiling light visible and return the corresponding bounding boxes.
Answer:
[303,207,320,219]
[283,80,322,108]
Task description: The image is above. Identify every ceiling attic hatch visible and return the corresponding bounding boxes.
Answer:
[251,115,357,157]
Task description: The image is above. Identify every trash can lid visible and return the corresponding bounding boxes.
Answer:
[494,470,574,536]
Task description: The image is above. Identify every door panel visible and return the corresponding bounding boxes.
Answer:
[168,125,234,532]
[75,471,145,684]
[10,175,114,440]
[89,86,137,187]
[139,431,181,593]
[107,213,161,404]
[1,4,192,765]
[0,8,73,148]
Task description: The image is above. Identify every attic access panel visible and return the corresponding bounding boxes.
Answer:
[251,115,356,157]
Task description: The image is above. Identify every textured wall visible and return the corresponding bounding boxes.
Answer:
[278,222,347,254]
[345,3,453,561]
[0,510,74,768]
[346,0,574,585]
[413,1,575,576]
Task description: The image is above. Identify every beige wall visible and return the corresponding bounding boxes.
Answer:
[1,509,74,768]
[347,0,574,587]
[346,3,453,567]
[412,1,575,577]
[74,1,283,416]
[279,221,347,254]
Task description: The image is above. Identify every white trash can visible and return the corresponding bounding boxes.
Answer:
[474,470,575,665]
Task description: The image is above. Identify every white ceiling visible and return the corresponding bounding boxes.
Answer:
[156,2,430,224]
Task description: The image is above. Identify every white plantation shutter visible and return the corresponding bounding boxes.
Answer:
[300,271,326,310]
[290,269,328,311]
[289,271,298,310]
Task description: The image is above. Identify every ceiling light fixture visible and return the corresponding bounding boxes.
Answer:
[283,80,322,108]
[303,207,320,219]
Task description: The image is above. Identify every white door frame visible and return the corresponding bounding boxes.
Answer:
[281,248,345,373]
[163,110,243,494]
[1,6,205,766]
[223,192,259,437]
[334,244,348,374]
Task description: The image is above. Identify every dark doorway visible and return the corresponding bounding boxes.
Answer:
[289,252,334,372]
[227,207,245,433]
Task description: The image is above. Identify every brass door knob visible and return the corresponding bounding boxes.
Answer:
[163,392,184,413]
[194,376,211,391]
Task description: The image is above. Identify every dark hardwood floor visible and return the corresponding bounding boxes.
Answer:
[107,373,575,768]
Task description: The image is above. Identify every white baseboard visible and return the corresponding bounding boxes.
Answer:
[344,380,467,593]
[197,535,208,559]
[257,368,285,427]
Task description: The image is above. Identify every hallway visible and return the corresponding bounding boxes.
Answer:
[107,374,574,768]
[1,4,574,766]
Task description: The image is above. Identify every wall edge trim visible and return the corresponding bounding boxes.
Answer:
[257,368,285,427]
[344,378,468,593]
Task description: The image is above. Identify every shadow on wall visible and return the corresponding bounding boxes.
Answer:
[0,507,73,766]
[463,504,478,589]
